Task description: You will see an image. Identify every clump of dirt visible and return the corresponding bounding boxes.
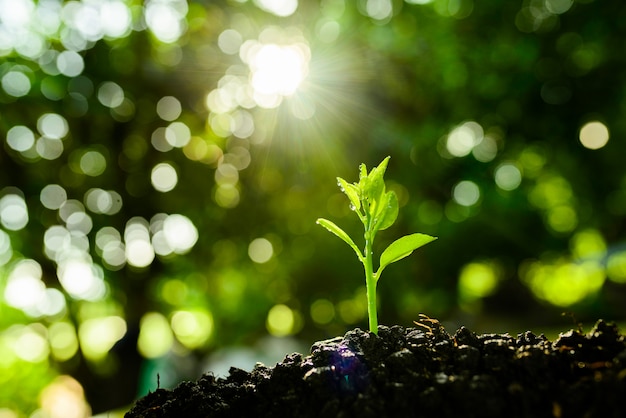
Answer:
[125,319,626,418]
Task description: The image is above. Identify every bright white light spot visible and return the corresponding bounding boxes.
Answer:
[0,0,34,29]
[4,259,44,310]
[126,239,154,268]
[218,29,243,55]
[37,113,69,139]
[0,194,29,231]
[43,226,71,261]
[125,218,154,268]
[84,188,122,215]
[95,226,121,252]
[6,125,35,152]
[495,163,522,191]
[163,214,198,254]
[97,81,124,108]
[101,1,132,38]
[151,162,178,192]
[145,1,187,43]
[58,199,85,223]
[242,39,310,109]
[453,180,480,206]
[41,184,67,210]
[57,259,105,301]
[65,211,93,234]
[36,137,64,160]
[250,43,309,97]
[165,121,191,147]
[56,51,84,77]
[156,96,182,121]
[254,0,298,17]
[101,239,126,270]
[446,121,484,157]
[248,238,273,263]
[579,121,609,150]
[2,71,31,97]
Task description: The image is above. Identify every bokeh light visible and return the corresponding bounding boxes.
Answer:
[452,180,480,207]
[266,304,296,336]
[124,217,155,268]
[494,163,523,191]
[39,375,91,418]
[170,310,213,349]
[0,193,29,231]
[458,261,501,311]
[156,96,182,121]
[445,121,484,158]
[145,0,188,43]
[6,125,35,152]
[78,316,126,361]
[253,0,298,17]
[1,70,31,97]
[151,162,178,192]
[248,237,274,264]
[138,312,173,359]
[310,299,335,325]
[579,121,609,150]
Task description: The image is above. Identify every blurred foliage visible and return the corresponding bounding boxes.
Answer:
[1,0,626,416]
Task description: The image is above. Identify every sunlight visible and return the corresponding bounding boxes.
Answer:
[251,44,307,96]
[244,41,310,108]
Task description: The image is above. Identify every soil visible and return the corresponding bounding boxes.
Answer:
[125,318,626,418]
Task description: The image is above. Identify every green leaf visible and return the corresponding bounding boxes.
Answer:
[362,157,390,217]
[359,163,368,180]
[316,218,363,261]
[377,233,437,280]
[337,177,361,211]
[375,191,398,231]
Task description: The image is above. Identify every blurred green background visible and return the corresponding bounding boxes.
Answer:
[1,0,625,416]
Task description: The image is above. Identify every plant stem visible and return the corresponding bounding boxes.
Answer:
[364,232,378,334]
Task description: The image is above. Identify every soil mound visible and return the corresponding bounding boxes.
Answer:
[125,319,626,417]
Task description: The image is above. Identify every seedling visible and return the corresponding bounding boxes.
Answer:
[316,156,437,334]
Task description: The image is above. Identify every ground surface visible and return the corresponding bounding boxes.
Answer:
[125,318,626,417]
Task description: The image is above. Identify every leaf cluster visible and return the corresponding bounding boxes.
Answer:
[318,157,436,281]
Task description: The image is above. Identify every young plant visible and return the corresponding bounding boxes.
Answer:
[316,156,437,335]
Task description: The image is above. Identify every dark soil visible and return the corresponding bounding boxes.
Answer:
[125,319,626,417]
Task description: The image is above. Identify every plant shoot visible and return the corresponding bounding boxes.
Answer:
[317,157,437,334]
